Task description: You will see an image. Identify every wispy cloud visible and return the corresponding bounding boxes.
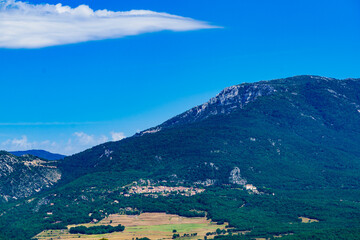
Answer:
[73,132,108,146]
[0,121,99,126]
[111,131,125,141]
[1,135,56,151]
[1,131,127,155]
[0,0,217,48]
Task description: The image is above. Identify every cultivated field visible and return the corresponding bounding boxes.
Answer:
[35,212,228,240]
[299,217,319,223]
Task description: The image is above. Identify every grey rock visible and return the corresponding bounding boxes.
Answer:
[0,152,61,202]
[229,167,247,185]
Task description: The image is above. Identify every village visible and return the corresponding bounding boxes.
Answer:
[121,180,205,198]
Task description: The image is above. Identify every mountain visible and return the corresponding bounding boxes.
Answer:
[61,75,360,190]
[0,75,360,240]
[0,151,61,201]
[10,150,66,160]
[140,75,359,133]
[138,80,276,135]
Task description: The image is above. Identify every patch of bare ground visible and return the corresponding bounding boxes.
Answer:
[299,216,319,223]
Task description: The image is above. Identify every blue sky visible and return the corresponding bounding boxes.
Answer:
[0,0,359,155]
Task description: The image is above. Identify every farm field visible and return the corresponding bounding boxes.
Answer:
[34,212,228,240]
[298,217,319,223]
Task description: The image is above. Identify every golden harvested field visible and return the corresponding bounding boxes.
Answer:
[299,217,319,223]
[35,212,228,240]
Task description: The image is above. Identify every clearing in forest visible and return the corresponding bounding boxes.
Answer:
[299,216,319,223]
[34,212,228,240]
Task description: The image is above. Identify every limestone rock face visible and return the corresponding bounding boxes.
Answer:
[139,82,276,135]
[0,152,61,201]
[229,167,247,186]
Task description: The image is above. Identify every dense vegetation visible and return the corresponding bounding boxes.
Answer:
[69,224,125,234]
[1,177,359,240]
[0,76,360,240]
[59,76,360,191]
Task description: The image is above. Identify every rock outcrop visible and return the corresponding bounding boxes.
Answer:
[0,151,61,201]
[139,82,276,135]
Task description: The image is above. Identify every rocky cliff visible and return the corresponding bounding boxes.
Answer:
[0,152,61,201]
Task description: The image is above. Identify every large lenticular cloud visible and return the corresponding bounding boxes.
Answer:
[0,0,216,48]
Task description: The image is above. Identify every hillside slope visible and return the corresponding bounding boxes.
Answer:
[0,152,61,201]
[60,75,360,190]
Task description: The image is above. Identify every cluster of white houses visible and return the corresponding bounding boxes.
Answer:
[122,185,205,197]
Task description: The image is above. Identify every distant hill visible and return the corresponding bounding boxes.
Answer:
[10,149,66,160]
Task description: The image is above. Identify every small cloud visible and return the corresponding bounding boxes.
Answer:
[111,131,125,141]
[99,135,109,143]
[10,135,32,149]
[1,135,56,151]
[73,132,95,145]
[73,132,108,146]
[1,130,126,155]
[0,0,217,48]
[0,121,99,126]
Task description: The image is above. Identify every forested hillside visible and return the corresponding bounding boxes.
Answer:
[60,75,360,190]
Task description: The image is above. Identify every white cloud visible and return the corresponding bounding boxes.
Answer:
[73,132,94,145]
[1,130,126,155]
[111,131,125,141]
[0,0,217,48]
[9,135,32,149]
[1,135,57,151]
[73,132,108,146]
[0,121,99,126]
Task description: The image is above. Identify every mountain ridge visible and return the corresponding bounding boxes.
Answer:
[138,75,360,136]
[10,149,66,161]
[59,75,360,189]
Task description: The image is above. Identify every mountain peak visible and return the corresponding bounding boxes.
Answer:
[140,81,276,135]
[139,75,359,136]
